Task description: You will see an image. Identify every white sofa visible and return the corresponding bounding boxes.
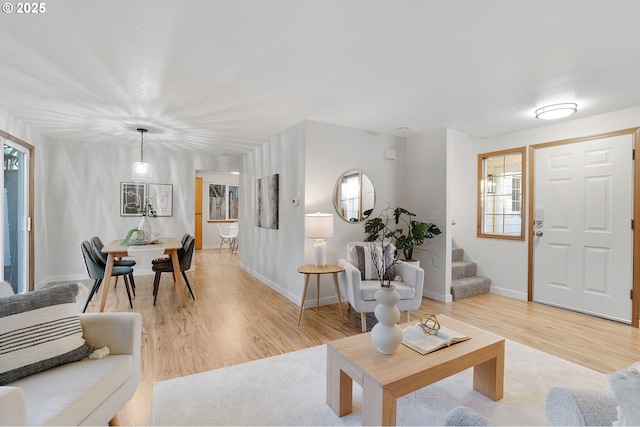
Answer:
[339,242,425,332]
[0,312,141,426]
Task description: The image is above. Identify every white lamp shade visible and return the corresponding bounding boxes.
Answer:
[131,161,153,182]
[305,213,334,238]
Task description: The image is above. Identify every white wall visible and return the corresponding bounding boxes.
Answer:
[304,120,407,307]
[405,129,450,302]
[238,120,408,308]
[196,171,239,249]
[451,105,640,300]
[38,139,230,285]
[0,108,233,286]
[238,121,306,304]
[11,100,639,307]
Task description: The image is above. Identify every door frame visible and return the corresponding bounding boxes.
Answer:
[0,129,35,292]
[528,127,640,327]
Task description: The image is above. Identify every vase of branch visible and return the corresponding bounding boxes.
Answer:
[370,285,403,354]
[136,215,153,242]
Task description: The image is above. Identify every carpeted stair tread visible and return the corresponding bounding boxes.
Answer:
[452,247,464,262]
[452,260,477,279]
[451,276,491,301]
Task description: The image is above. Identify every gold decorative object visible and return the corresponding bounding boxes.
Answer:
[419,313,441,335]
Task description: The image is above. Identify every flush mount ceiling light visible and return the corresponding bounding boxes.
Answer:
[131,128,153,182]
[535,103,578,120]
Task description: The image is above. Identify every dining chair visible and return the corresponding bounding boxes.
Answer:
[152,233,190,265]
[216,224,235,252]
[152,236,196,305]
[90,236,137,296]
[80,241,134,312]
[91,236,137,267]
[228,223,239,253]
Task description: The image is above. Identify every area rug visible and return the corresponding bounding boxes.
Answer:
[151,340,609,426]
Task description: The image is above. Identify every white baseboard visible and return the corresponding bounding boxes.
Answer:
[489,286,528,300]
[422,289,452,303]
[237,262,342,308]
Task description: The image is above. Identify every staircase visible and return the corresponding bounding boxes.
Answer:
[451,247,491,301]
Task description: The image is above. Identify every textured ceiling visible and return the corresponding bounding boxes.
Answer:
[1,0,640,156]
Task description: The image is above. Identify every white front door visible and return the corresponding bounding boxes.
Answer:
[533,133,633,323]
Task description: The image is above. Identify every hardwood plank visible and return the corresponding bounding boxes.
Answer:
[86,249,640,426]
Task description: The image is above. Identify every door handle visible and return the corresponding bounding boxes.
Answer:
[535,231,543,237]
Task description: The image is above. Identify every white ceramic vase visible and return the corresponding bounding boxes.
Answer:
[370,285,404,354]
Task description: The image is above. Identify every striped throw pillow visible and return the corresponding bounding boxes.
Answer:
[354,245,395,281]
[0,283,93,385]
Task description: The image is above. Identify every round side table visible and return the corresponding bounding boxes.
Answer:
[297,264,345,326]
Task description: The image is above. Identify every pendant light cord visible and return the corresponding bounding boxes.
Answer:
[137,128,147,162]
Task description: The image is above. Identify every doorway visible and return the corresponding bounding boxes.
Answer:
[1,130,34,293]
[195,171,240,251]
[529,129,638,324]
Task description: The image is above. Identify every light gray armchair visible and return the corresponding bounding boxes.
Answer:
[444,387,618,426]
[339,242,425,332]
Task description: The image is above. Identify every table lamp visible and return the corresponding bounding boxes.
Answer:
[305,212,334,267]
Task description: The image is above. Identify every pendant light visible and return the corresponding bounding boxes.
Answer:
[131,128,153,182]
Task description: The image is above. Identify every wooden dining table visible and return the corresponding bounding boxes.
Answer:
[99,237,187,312]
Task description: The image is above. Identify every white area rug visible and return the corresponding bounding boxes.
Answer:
[151,340,608,426]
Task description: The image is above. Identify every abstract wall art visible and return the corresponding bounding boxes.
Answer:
[149,183,173,217]
[256,173,279,229]
[120,182,146,216]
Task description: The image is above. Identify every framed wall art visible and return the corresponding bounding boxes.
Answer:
[120,182,146,216]
[256,173,279,229]
[149,183,173,217]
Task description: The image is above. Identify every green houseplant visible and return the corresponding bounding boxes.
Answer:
[362,206,401,286]
[364,206,441,262]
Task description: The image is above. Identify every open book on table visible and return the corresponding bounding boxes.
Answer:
[401,323,470,355]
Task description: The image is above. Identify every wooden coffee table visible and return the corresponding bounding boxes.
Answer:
[326,315,505,426]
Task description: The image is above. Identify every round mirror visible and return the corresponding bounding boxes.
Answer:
[333,170,375,223]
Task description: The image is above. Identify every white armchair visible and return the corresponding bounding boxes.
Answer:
[339,242,425,332]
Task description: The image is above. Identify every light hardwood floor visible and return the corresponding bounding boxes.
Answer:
[86,249,640,426]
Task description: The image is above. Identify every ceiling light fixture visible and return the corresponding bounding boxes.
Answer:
[131,128,153,182]
[535,103,578,120]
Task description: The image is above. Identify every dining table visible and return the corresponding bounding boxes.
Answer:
[99,237,187,312]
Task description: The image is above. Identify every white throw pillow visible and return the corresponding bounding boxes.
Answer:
[608,361,640,426]
[353,245,379,280]
[353,244,394,281]
[0,283,93,385]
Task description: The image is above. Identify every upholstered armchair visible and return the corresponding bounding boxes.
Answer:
[339,242,425,332]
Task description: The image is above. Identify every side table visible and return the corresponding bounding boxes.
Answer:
[297,264,345,326]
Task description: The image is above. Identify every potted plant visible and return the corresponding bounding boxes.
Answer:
[362,206,405,354]
[362,206,401,287]
[364,206,441,263]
